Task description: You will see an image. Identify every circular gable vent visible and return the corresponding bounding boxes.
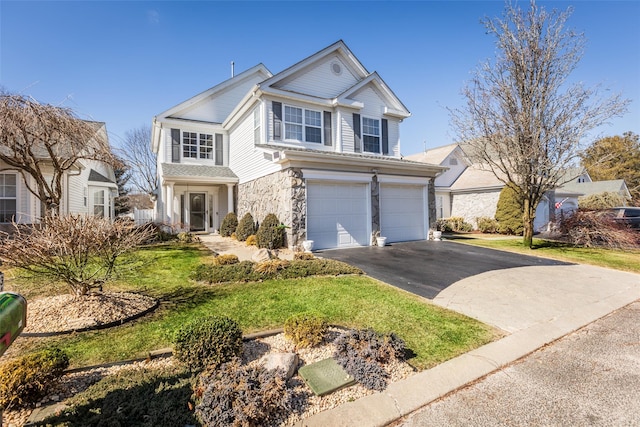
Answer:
[331,61,342,76]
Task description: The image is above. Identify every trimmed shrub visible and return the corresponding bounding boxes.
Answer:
[246,234,257,246]
[293,252,315,261]
[0,348,69,408]
[256,214,285,249]
[177,232,200,243]
[213,254,239,266]
[190,259,363,285]
[173,315,243,371]
[495,185,524,235]
[333,329,406,391]
[195,358,292,427]
[476,217,499,234]
[254,259,290,275]
[235,213,256,242]
[284,314,328,348]
[220,213,238,237]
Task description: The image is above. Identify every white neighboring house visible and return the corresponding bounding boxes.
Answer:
[0,121,118,229]
[152,40,445,250]
[406,144,590,232]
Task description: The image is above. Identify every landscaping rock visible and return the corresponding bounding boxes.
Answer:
[252,248,271,262]
[259,352,298,380]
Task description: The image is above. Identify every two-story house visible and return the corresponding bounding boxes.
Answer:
[0,121,118,231]
[152,40,444,250]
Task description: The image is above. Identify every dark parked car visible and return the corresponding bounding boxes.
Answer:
[602,207,640,230]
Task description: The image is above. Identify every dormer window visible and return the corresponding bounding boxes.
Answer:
[362,117,380,153]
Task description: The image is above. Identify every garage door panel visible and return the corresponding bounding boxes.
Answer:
[380,185,426,243]
[307,182,369,250]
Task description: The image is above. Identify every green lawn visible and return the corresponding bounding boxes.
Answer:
[447,234,640,273]
[5,243,496,371]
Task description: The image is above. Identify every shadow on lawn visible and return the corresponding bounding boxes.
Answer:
[36,369,197,427]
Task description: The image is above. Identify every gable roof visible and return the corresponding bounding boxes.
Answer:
[156,64,272,120]
[559,179,631,199]
[405,143,462,165]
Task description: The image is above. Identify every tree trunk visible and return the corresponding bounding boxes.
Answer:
[522,199,535,248]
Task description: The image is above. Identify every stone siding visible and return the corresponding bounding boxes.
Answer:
[237,168,306,249]
[427,179,436,230]
[450,191,500,228]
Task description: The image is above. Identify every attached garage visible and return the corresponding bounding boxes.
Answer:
[306,180,371,250]
[379,178,429,243]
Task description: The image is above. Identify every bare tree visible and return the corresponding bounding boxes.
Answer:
[0,91,116,216]
[450,1,629,247]
[117,125,157,196]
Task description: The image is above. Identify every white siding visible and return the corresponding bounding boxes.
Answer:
[173,74,264,123]
[339,108,355,153]
[275,55,360,99]
[387,119,400,157]
[67,170,88,215]
[434,153,467,187]
[356,86,387,118]
[229,110,279,184]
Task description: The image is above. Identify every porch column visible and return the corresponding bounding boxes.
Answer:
[166,183,174,224]
[226,184,234,213]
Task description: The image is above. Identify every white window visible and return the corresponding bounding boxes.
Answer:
[362,117,380,153]
[182,132,214,160]
[0,173,16,223]
[284,105,322,143]
[93,190,105,217]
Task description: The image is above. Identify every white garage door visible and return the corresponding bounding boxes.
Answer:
[307,182,369,250]
[380,184,426,243]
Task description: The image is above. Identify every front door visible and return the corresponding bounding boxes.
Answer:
[189,193,206,232]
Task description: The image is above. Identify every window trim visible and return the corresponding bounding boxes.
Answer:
[283,104,323,144]
[362,116,381,154]
[0,172,17,223]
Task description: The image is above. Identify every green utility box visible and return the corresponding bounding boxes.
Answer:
[0,291,27,357]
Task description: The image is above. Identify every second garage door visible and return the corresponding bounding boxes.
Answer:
[307,182,370,250]
[380,184,427,243]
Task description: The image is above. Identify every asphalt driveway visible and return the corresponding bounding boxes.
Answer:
[317,239,570,299]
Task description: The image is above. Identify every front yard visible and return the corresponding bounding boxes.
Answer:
[2,241,497,425]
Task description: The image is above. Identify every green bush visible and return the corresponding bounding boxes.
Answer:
[235,213,256,242]
[476,217,499,234]
[256,214,285,249]
[191,259,363,285]
[0,348,69,408]
[195,358,292,427]
[495,185,524,235]
[173,316,243,371]
[284,314,328,348]
[43,364,197,427]
[220,213,238,237]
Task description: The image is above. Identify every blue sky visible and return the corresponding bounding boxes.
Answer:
[1,1,638,156]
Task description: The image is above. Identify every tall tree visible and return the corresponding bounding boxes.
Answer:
[117,125,157,196]
[450,1,629,247]
[113,159,132,216]
[0,91,116,216]
[580,132,640,205]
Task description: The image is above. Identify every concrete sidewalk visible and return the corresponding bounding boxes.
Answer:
[294,264,640,427]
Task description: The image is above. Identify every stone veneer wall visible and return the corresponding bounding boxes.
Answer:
[370,175,380,243]
[427,179,436,230]
[236,168,306,249]
[450,191,500,229]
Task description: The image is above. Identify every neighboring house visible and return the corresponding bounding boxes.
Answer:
[0,122,118,229]
[152,40,444,250]
[406,144,590,232]
[557,169,631,204]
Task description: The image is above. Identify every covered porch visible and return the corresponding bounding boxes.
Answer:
[159,163,238,233]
